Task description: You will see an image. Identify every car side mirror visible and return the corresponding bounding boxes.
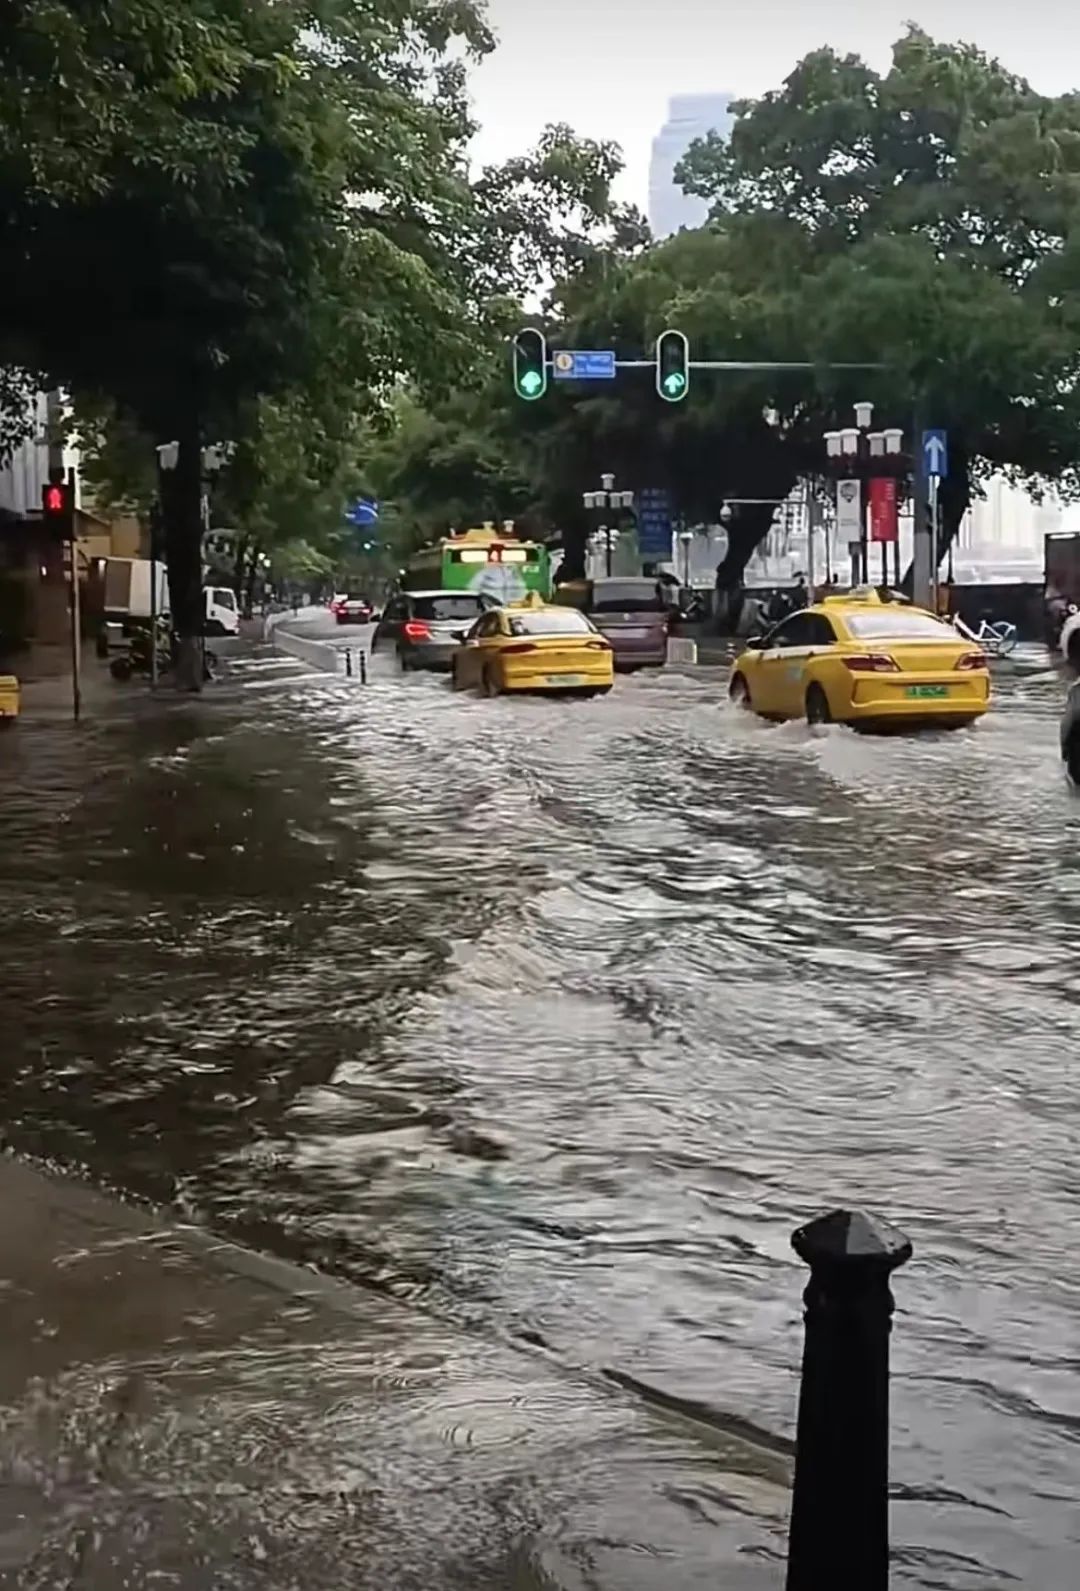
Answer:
[746,634,765,649]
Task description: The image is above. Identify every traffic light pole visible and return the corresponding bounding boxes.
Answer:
[67,467,81,722]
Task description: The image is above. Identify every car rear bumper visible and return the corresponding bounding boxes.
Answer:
[499,661,613,692]
[845,675,990,725]
[404,641,457,670]
[612,648,666,670]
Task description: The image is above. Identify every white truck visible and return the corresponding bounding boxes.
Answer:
[99,558,239,650]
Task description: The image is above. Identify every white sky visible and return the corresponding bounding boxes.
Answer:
[469,1,1080,209]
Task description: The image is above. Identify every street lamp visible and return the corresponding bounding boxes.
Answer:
[825,401,905,585]
[583,476,634,576]
[678,527,695,588]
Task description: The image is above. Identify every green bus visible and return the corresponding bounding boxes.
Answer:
[403,526,552,604]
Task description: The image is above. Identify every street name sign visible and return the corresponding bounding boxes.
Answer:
[552,350,617,380]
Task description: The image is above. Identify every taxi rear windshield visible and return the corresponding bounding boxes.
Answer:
[846,611,955,640]
[508,611,593,637]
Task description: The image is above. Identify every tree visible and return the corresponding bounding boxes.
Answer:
[0,0,496,684]
[679,27,1080,572]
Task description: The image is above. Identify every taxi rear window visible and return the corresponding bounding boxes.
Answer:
[845,611,954,640]
[508,611,593,637]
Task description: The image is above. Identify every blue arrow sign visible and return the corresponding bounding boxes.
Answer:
[922,429,948,480]
[345,497,379,527]
[552,349,616,381]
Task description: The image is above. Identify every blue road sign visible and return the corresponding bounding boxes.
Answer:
[345,497,379,527]
[636,486,673,560]
[551,349,616,381]
[921,429,948,479]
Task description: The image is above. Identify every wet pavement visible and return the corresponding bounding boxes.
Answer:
[1,622,1078,1587]
[0,1155,786,1589]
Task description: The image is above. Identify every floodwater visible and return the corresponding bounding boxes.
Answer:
[1,631,1077,1588]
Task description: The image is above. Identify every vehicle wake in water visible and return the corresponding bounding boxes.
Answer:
[1,649,1076,1587]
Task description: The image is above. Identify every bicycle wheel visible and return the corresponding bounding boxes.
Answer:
[989,623,1018,656]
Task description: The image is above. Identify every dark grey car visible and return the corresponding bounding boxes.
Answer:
[372,590,490,672]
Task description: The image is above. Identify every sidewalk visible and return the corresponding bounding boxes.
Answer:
[0,1155,790,1588]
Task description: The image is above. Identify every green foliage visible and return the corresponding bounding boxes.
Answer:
[678,24,1080,532]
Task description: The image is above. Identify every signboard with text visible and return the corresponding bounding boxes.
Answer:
[836,478,862,540]
[869,478,899,544]
[636,486,673,560]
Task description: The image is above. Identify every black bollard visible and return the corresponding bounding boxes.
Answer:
[360,650,367,684]
[345,648,353,677]
[786,1209,912,1591]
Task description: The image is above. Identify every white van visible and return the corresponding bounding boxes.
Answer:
[204,585,239,636]
[99,558,239,645]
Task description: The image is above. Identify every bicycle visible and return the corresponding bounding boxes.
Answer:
[954,615,1018,657]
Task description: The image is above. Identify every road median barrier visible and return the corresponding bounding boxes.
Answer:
[666,636,698,666]
[271,627,342,673]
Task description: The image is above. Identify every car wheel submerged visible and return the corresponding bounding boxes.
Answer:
[805,683,832,725]
[1066,730,1080,786]
[729,673,751,709]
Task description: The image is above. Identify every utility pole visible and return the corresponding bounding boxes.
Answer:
[910,404,932,608]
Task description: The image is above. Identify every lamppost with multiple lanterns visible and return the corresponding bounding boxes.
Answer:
[824,403,905,588]
[582,473,635,577]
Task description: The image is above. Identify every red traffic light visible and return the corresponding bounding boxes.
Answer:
[44,484,64,514]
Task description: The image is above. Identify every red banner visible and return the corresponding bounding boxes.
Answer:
[869,477,899,544]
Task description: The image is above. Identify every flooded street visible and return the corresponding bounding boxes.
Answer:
[2,640,1078,1587]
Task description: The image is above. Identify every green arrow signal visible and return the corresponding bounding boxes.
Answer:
[663,371,687,397]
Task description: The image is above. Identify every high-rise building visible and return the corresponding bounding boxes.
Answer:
[648,94,735,238]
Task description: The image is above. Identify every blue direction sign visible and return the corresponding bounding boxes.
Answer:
[922,429,948,479]
[636,486,673,560]
[345,496,379,527]
[552,349,616,381]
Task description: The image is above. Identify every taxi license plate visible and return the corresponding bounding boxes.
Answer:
[906,685,948,699]
[549,673,586,686]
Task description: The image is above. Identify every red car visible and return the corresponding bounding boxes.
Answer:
[332,593,373,625]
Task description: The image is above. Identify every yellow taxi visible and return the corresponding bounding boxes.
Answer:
[728,589,990,729]
[0,674,19,724]
[451,592,614,697]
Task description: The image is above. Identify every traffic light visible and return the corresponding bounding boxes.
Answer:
[513,327,547,401]
[41,479,74,538]
[656,329,690,402]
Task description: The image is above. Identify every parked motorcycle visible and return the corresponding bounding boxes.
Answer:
[110,623,217,682]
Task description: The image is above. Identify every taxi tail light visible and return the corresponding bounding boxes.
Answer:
[501,642,537,655]
[402,620,431,640]
[954,651,988,671]
[842,653,899,673]
[585,640,610,651]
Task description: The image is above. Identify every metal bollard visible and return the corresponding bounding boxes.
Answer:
[345,648,353,677]
[786,1209,913,1591]
[359,650,367,684]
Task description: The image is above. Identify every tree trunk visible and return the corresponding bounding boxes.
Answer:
[244,546,260,617]
[937,445,971,571]
[714,503,780,591]
[557,522,587,583]
[901,445,970,595]
[233,535,251,616]
[160,413,204,691]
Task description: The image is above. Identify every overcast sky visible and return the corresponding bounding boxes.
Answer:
[469,1,1079,209]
